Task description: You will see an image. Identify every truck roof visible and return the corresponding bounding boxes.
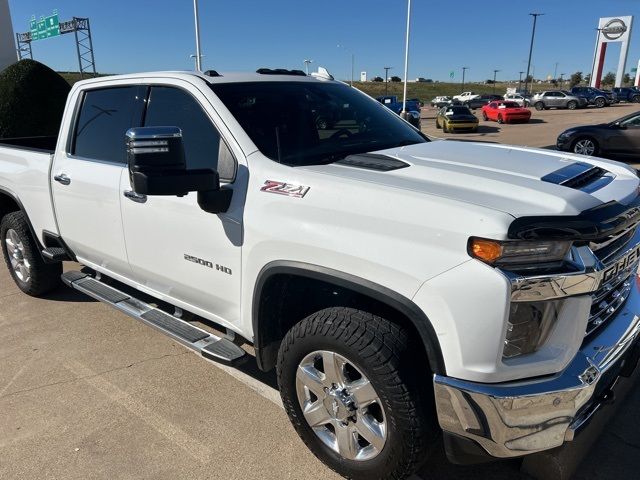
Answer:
[73,69,338,88]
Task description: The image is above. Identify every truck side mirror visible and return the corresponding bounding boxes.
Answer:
[125,126,232,214]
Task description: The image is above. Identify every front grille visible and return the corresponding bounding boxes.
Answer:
[586,271,634,336]
[586,222,640,337]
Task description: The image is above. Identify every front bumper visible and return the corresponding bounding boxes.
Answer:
[434,272,640,459]
[448,122,478,131]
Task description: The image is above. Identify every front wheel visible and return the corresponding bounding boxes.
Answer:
[1,211,62,296]
[482,111,488,121]
[277,308,435,480]
[595,97,606,108]
[534,102,545,111]
[497,115,504,124]
[567,100,577,110]
[572,137,599,156]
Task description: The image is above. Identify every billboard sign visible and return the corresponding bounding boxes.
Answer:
[360,71,367,82]
[30,10,60,41]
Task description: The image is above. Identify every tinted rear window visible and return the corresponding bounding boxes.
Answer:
[73,86,144,163]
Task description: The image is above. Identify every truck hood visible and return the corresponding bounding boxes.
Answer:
[301,140,639,217]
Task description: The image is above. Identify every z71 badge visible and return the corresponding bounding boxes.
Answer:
[260,180,310,198]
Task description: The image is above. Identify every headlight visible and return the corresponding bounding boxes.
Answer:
[468,237,572,267]
[503,300,562,358]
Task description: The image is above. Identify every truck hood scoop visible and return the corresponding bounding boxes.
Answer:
[336,154,410,172]
[541,162,612,193]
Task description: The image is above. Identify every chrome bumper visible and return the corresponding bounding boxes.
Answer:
[434,273,640,458]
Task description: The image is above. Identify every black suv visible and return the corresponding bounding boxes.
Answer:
[612,87,640,103]
[570,86,614,108]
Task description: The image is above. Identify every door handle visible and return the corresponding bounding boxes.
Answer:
[54,174,71,186]
[124,190,147,203]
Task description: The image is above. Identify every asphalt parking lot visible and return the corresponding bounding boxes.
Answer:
[2,103,640,480]
[420,102,640,169]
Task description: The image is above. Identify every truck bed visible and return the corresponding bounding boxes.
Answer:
[0,136,57,153]
[0,138,59,243]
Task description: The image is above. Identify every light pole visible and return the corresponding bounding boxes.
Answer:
[553,62,559,81]
[524,13,544,94]
[462,66,469,92]
[384,66,392,95]
[492,69,500,94]
[560,73,565,88]
[518,71,524,91]
[192,0,203,71]
[304,59,313,75]
[401,0,412,116]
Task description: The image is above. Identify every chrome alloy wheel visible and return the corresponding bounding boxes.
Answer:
[573,138,596,156]
[296,350,387,461]
[5,228,30,283]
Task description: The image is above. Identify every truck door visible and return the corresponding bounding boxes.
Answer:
[51,85,145,277]
[120,84,244,328]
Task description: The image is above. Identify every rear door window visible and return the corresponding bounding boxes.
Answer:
[72,86,145,164]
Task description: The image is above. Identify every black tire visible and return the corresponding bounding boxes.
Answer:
[595,97,606,108]
[442,121,449,133]
[534,101,545,111]
[567,100,577,110]
[497,115,504,124]
[316,117,329,130]
[572,136,599,157]
[631,95,640,103]
[482,111,488,121]
[0,211,62,296]
[277,307,435,480]
[435,119,440,129]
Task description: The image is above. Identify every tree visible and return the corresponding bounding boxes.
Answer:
[623,73,631,85]
[390,76,401,82]
[602,72,616,86]
[569,71,583,87]
[0,59,71,138]
[584,73,591,84]
[525,75,533,83]
[372,76,383,82]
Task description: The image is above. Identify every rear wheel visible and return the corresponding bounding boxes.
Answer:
[567,100,577,110]
[277,307,435,480]
[572,137,599,156]
[1,211,62,296]
[535,102,545,111]
[631,95,640,103]
[497,115,504,124]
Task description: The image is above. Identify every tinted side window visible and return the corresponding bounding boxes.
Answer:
[144,86,236,181]
[73,86,143,163]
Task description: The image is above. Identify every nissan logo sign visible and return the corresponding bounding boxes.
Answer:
[602,18,627,40]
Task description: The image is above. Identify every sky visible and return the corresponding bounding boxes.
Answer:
[5,0,640,83]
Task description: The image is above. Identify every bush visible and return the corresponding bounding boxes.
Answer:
[0,59,71,138]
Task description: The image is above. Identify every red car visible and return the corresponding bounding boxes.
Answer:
[481,100,531,124]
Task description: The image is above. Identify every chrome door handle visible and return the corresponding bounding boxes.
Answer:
[124,190,147,203]
[54,174,71,185]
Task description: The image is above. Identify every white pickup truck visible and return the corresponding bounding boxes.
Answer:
[2,69,640,480]
[452,91,480,103]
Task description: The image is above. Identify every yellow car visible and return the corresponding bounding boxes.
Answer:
[436,105,479,133]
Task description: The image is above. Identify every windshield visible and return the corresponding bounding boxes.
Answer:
[210,81,427,166]
[446,106,472,115]
[501,102,519,108]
